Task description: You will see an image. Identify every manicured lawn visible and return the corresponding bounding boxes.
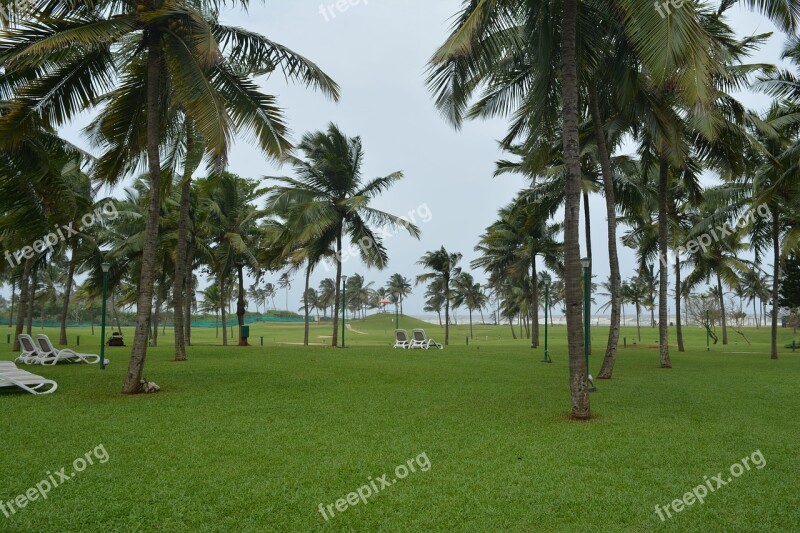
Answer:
[1,317,798,531]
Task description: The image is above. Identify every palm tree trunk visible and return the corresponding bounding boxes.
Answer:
[237,263,247,346]
[717,274,728,345]
[26,263,37,335]
[173,151,193,360]
[530,254,539,348]
[676,254,685,352]
[58,244,76,345]
[657,157,672,368]
[303,264,311,346]
[332,233,343,347]
[437,309,442,327]
[185,241,194,346]
[112,293,122,333]
[753,299,759,329]
[8,279,15,328]
[444,276,451,346]
[509,319,517,339]
[152,284,162,348]
[561,0,590,419]
[123,32,163,394]
[636,304,641,342]
[469,309,473,339]
[12,259,32,351]
[591,87,621,380]
[220,271,228,346]
[770,212,780,359]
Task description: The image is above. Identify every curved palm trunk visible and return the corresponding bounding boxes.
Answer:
[562,0,590,419]
[717,273,728,345]
[12,259,32,352]
[8,279,15,328]
[657,158,672,368]
[676,254,685,352]
[636,304,641,341]
[469,308,473,339]
[591,88,621,379]
[771,211,780,359]
[58,243,76,345]
[123,32,163,394]
[303,264,312,346]
[332,233,342,347]
[237,264,248,346]
[151,283,162,348]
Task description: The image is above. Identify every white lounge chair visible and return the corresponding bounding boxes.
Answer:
[15,334,42,364]
[0,361,58,395]
[394,329,411,349]
[411,329,443,350]
[34,334,103,365]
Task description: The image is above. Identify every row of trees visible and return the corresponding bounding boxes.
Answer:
[428,0,800,419]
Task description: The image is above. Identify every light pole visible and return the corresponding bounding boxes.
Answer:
[581,257,596,392]
[395,298,400,329]
[341,275,347,348]
[100,261,110,370]
[542,273,552,363]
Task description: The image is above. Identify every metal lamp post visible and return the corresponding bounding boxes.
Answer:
[100,261,110,370]
[341,276,347,348]
[581,257,595,391]
[542,273,552,363]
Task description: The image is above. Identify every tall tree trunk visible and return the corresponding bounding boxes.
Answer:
[112,293,122,334]
[657,157,672,368]
[444,276,451,346]
[771,211,780,359]
[591,87,621,380]
[303,264,312,346]
[8,278,15,328]
[185,242,194,346]
[469,309,473,339]
[26,263,37,335]
[332,233,343,347]
[753,299,759,329]
[717,274,728,345]
[58,242,76,345]
[123,30,163,394]
[676,253,685,352]
[237,264,247,346]
[152,283,162,348]
[530,254,539,348]
[509,320,517,340]
[173,151,194,360]
[12,259,31,351]
[561,0,590,419]
[437,309,442,327]
[636,304,641,341]
[220,271,228,346]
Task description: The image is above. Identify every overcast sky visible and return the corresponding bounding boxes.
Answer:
[48,1,793,317]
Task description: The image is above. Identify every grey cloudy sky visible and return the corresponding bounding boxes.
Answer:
[55,1,791,317]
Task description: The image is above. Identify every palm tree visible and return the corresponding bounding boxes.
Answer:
[417,247,462,346]
[387,274,413,316]
[265,124,420,347]
[453,272,488,339]
[0,0,339,392]
[318,278,336,317]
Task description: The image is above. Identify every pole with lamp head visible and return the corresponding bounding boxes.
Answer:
[100,261,110,370]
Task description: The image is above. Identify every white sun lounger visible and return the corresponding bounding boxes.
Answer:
[0,361,58,395]
[34,334,103,365]
[15,334,41,364]
[410,329,443,350]
[394,329,411,349]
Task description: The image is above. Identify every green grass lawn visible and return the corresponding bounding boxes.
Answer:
[1,316,798,532]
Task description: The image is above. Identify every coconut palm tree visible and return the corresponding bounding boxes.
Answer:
[387,274,413,316]
[265,124,420,347]
[453,272,488,339]
[417,247,462,346]
[0,0,339,392]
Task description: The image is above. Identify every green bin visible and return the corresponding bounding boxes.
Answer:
[241,325,250,338]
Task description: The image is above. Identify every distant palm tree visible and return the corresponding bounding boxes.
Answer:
[265,124,420,347]
[453,272,488,339]
[387,274,413,316]
[417,247,462,346]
